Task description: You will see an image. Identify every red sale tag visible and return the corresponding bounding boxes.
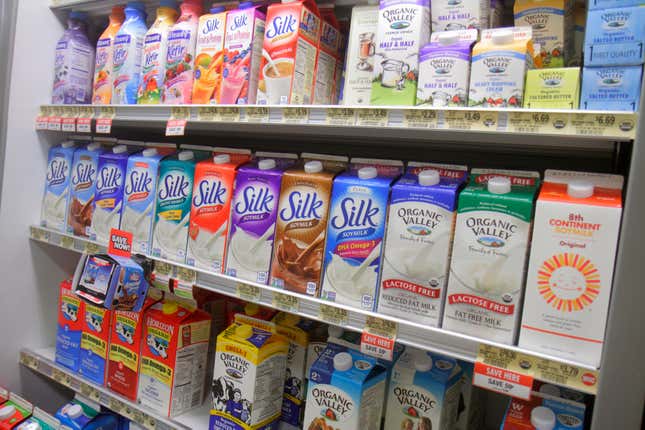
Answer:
[48,116,62,131]
[76,117,92,133]
[96,118,112,134]
[35,116,49,130]
[62,117,76,132]
[473,361,533,400]
[166,119,187,136]
[108,228,133,258]
[360,316,398,361]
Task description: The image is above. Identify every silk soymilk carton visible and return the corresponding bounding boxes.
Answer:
[90,145,130,244]
[342,6,378,106]
[432,0,490,32]
[56,279,85,372]
[384,349,462,430]
[138,301,212,417]
[371,0,430,106]
[378,164,468,327]
[580,65,643,111]
[320,167,391,311]
[584,5,645,67]
[120,148,166,255]
[191,6,228,104]
[41,142,77,232]
[304,343,387,430]
[443,169,540,345]
[187,154,242,273]
[417,29,478,107]
[79,303,113,385]
[67,143,104,237]
[152,151,196,263]
[519,170,623,367]
[210,323,288,430]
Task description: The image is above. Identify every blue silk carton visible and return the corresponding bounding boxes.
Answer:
[581,65,643,111]
[584,6,645,66]
[41,141,77,232]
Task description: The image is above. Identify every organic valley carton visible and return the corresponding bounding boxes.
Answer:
[580,65,643,111]
[210,323,288,429]
[342,6,378,106]
[523,67,581,109]
[378,164,468,327]
[469,27,537,108]
[257,0,321,105]
[67,143,104,237]
[79,303,113,385]
[41,142,76,232]
[584,5,645,66]
[443,169,540,345]
[371,0,430,106]
[384,349,462,430]
[519,170,623,367]
[56,279,85,372]
[432,0,490,32]
[138,302,212,417]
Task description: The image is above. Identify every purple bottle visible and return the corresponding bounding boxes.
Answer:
[52,11,95,104]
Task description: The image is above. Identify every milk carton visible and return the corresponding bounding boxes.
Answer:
[79,303,113,385]
[371,0,430,106]
[455,361,484,430]
[152,151,196,263]
[342,6,378,106]
[384,349,462,430]
[90,145,130,244]
[432,0,490,32]
[138,301,211,417]
[56,279,85,372]
[257,0,321,105]
[469,27,536,108]
[313,19,341,105]
[514,0,575,68]
[519,171,623,367]
[192,6,228,104]
[524,67,581,109]
[210,323,288,429]
[41,142,76,232]
[417,30,478,107]
[0,395,32,430]
[221,2,265,104]
[121,149,166,255]
[443,169,540,345]
[580,65,643,111]
[378,164,468,327]
[349,157,404,178]
[67,143,104,237]
[500,392,586,430]
[187,154,242,273]
[584,5,645,66]
[270,161,337,297]
[303,343,387,430]
[320,167,391,311]
[226,159,292,284]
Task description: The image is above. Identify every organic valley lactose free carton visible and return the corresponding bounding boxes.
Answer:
[519,170,623,367]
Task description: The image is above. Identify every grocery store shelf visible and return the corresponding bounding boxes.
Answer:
[50,0,162,16]
[19,347,209,430]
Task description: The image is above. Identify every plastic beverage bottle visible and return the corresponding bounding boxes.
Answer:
[163,0,203,104]
[137,0,179,104]
[92,6,125,104]
[52,11,95,104]
[112,2,148,104]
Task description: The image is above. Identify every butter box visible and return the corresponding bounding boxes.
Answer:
[580,65,643,111]
[584,6,645,66]
[524,67,581,109]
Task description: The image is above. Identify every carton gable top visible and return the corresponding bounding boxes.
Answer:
[219,322,287,352]
[539,170,623,207]
[334,170,395,187]
[312,343,385,384]
[394,351,460,387]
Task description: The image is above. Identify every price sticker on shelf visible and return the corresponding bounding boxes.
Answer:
[360,316,397,361]
[165,119,187,136]
[356,108,388,127]
[19,352,38,370]
[441,110,498,131]
[151,261,174,293]
[59,235,75,249]
[326,108,356,126]
[281,107,309,124]
[216,106,241,122]
[246,106,270,123]
[403,109,439,128]
[318,304,349,326]
[141,413,157,430]
[236,283,261,302]
[61,107,78,132]
[85,242,101,254]
[473,344,534,400]
[48,111,63,131]
[51,368,71,386]
[507,111,569,135]
[532,358,599,395]
[30,226,50,242]
[197,106,218,121]
[76,106,94,133]
[108,398,125,415]
[570,113,637,139]
[173,267,197,299]
[96,107,116,134]
[35,107,51,130]
[272,292,300,313]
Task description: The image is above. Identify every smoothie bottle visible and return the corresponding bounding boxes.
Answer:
[163,0,203,104]
[52,11,95,105]
[92,6,125,105]
[137,0,179,104]
[112,2,148,104]
[192,6,228,104]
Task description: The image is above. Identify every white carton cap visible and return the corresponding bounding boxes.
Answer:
[142,148,157,157]
[531,406,556,430]
[328,325,344,339]
[438,32,459,45]
[61,141,76,148]
[492,29,514,45]
[414,353,433,372]
[304,160,323,174]
[214,154,231,164]
[0,405,16,420]
[259,159,276,170]
[87,142,101,151]
[539,384,562,398]
[178,150,194,161]
[66,404,83,419]
[358,166,377,180]
[112,144,128,154]
[567,180,594,199]
[334,352,353,372]
[488,176,511,194]
[419,169,440,186]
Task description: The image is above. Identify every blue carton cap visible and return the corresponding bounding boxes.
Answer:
[69,11,88,21]
[126,1,146,12]
[210,5,226,13]
[160,0,179,8]
[239,1,254,9]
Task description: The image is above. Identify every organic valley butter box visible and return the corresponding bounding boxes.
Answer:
[523,67,581,109]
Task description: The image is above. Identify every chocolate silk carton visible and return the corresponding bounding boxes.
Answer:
[342,5,378,106]
[67,143,105,237]
[443,169,540,345]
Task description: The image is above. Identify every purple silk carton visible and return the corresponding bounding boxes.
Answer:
[90,145,131,244]
[68,143,105,238]
[226,158,294,284]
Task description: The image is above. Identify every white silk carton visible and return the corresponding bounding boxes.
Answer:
[519,170,623,367]
[342,6,378,106]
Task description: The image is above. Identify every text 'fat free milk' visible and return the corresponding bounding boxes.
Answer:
[443,169,540,345]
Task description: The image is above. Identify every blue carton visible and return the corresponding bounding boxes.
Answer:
[41,142,77,232]
[581,65,643,111]
[584,6,645,66]
[588,0,645,10]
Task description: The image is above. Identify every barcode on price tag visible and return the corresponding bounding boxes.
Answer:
[360,316,397,361]
[473,344,534,400]
[403,109,439,128]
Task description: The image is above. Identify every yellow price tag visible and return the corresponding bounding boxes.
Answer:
[365,316,398,339]
[29,226,42,241]
[318,304,349,326]
[532,358,599,395]
[474,344,535,400]
[507,111,569,135]
[170,106,191,120]
[570,113,637,139]
[236,283,261,302]
[141,413,157,430]
[356,108,388,127]
[361,316,397,361]
[99,106,116,119]
[217,106,241,122]
[19,352,38,370]
[246,107,270,123]
[51,368,70,387]
[403,109,439,128]
[60,235,75,249]
[197,106,218,121]
[326,108,355,126]
[176,267,197,283]
[281,107,309,124]
[80,382,94,398]
[78,106,95,119]
[108,398,125,414]
[441,110,498,131]
[85,242,101,254]
[272,292,299,313]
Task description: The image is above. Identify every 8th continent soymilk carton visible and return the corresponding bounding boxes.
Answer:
[56,279,85,372]
[210,323,288,430]
[41,142,77,232]
[443,169,540,345]
[378,164,468,327]
[67,143,104,237]
[342,5,378,106]
[519,170,624,367]
[371,0,430,106]
[320,167,392,311]
[384,349,462,430]
[79,303,113,386]
[138,301,212,417]
[432,0,491,32]
[303,343,387,430]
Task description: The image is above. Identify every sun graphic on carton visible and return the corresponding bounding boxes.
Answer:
[537,253,600,312]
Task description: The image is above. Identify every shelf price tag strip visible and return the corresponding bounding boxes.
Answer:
[166,107,190,136]
[326,108,356,126]
[570,113,637,139]
[403,109,439,128]
[360,316,397,361]
[318,304,349,326]
[76,106,94,133]
[61,106,79,132]
[96,107,115,134]
[272,292,299,313]
[473,344,534,400]
[48,107,63,131]
[245,107,269,123]
[356,108,388,127]
[236,283,261,302]
[35,106,51,130]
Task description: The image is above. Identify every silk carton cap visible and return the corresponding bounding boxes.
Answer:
[328,325,344,339]
[113,144,128,154]
[178,150,194,161]
[304,160,323,174]
[142,148,158,157]
[66,404,83,419]
[214,154,230,164]
[0,405,16,420]
[259,159,276,170]
[358,166,377,180]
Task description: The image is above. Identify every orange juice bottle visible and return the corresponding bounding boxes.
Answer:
[92,6,125,104]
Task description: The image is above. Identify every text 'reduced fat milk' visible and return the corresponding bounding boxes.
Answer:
[67,143,104,237]
[443,169,540,345]
[42,142,77,232]
[342,6,378,106]
[378,164,468,327]
[371,0,430,106]
[519,170,623,367]
[432,0,491,32]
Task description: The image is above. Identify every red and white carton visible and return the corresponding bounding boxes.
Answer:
[257,0,322,105]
